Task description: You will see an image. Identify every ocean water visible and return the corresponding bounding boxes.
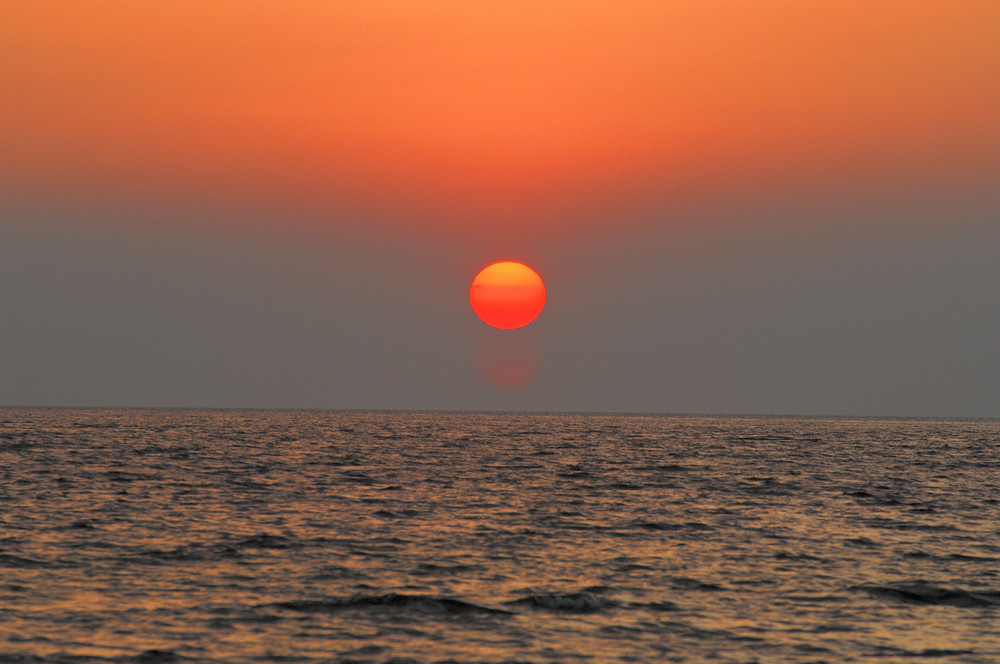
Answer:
[1,409,999,663]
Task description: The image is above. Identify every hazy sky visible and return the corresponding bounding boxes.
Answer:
[2,2,999,416]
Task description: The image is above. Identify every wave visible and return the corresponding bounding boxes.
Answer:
[635,599,681,611]
[669,577,725,591]
[904,649,976,658]
[233,533,299,549]
[271,593,511,616]
[373,508,421,519]
[0,552,50,568]
[124,533,301,564]
[128,546,213,564]
[852,582,1000,608]
[0,648,182,663]
[631,520,713,532]
[506,592,617,612]
[133,650,180,663]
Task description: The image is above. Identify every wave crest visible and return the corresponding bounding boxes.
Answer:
[272,593,511,616]
[507,592,616,612]
[852,582,1000,608]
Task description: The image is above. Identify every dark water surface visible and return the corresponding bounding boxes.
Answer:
[1,409,999,663]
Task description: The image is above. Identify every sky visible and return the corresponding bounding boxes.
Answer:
[2,1,999,416]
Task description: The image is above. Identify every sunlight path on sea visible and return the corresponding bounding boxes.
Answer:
[1,409,998,662]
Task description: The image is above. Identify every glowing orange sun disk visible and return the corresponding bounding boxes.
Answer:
[469,262,546,329]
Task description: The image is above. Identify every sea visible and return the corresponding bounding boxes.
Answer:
[1,408,999,663]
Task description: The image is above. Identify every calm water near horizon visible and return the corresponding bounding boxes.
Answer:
[1,408,999,663]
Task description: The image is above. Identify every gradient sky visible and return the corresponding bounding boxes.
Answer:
[2,1,999,415]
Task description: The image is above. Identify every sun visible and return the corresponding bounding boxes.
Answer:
[469,262,546,329]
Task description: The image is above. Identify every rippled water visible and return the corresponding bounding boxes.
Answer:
[1,408,999,663]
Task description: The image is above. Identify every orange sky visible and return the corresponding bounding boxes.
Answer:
[3,1,998,228]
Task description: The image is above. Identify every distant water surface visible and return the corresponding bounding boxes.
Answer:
[1,409,999,663]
